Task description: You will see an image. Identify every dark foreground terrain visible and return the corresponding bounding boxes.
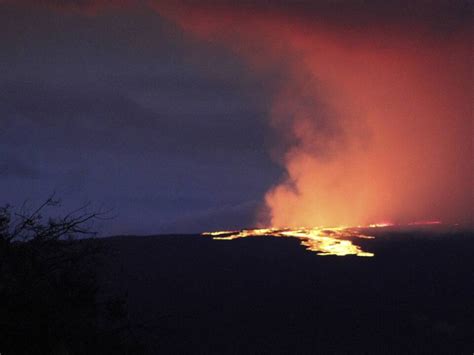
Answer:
[101,227,474,354]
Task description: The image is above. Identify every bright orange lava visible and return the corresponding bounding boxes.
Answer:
[203,226,375,257]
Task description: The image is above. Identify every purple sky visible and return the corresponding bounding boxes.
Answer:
[0,3,283,235]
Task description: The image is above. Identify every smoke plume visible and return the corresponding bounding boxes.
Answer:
[10,0,471,227]
[155,1,472,227]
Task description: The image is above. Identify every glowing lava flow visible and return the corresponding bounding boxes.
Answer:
[203,227,375,257]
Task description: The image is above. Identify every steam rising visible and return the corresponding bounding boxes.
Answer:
[156,2,472,227]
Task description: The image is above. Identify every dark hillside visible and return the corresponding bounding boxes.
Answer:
[101,230,474,354]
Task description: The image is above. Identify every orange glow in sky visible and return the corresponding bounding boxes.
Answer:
[157,3,472,228]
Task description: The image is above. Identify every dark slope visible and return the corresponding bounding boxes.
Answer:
[101,230,474,354]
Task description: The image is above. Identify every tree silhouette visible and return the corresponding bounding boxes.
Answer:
[0,196,142,355]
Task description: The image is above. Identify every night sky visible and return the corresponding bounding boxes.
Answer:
[1,1,471,235]
[1,2,285,235]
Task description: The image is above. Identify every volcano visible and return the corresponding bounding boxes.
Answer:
[100,224,473,354]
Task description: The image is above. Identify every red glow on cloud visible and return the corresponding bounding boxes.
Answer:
[155,2,472,228]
